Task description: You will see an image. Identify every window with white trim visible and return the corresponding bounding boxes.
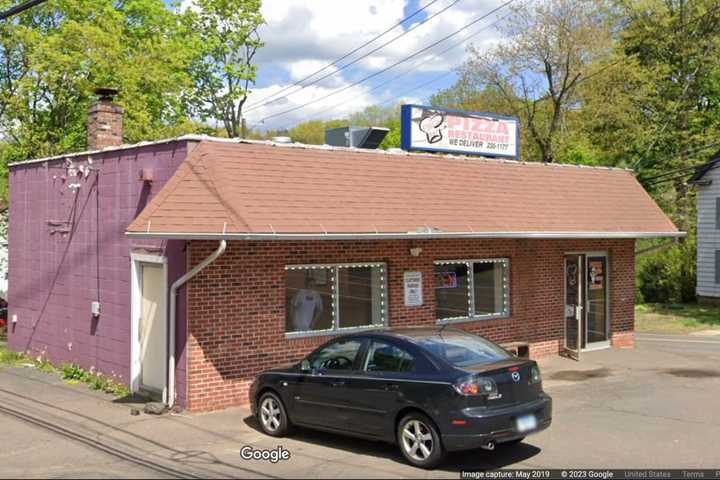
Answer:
[434,259,509,322]
[285,263,387,335]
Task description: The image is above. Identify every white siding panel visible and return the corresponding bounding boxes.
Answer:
[696,166,720,298]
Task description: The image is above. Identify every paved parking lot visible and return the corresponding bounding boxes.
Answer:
[1,333,719,478]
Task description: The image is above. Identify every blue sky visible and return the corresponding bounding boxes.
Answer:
[183,0,508,131]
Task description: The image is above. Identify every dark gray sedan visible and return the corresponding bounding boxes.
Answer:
[250,327,552,469]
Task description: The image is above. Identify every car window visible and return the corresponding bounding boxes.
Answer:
[415,331,510,368]
[307,339,364,371]
[363,341,415,373]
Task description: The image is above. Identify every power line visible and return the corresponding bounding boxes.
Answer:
[644,174,694,188]
[637,141,720,183]
[243,0,453,113]
[244,0,444,111]
[630,3,720,170]
[253,0,515,125]
[0,0,46,20]
[377,70,456,106]
[311,12,510,119]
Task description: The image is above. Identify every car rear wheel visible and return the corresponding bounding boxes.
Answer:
[397,413,445,469]
[257,392,290,437]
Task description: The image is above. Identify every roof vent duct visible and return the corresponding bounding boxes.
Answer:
[325,126,389,149]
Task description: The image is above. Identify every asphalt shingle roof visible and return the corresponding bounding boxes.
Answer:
[126,140,679,238]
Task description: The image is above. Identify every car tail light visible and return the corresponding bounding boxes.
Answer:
[530,365,542,384]
[454,376,497,396]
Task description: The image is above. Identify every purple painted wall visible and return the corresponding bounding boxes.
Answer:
[8,139,192,405]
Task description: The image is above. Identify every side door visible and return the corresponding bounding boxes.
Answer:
[346,339,419,437]
[292,338,366,429]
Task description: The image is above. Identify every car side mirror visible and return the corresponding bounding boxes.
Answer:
[300,359,311,372]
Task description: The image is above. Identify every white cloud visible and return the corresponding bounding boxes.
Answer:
[256,0,507,73]
[182,0,509,130]
[286,60,344,88]
[243,81,382,131]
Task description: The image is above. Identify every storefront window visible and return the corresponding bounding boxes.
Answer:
[473,261,508,316]
[338,266,384,329]
[434,259,509,322]
[285,267,334,332]
[285,263,386,335]
[434,263,470,320]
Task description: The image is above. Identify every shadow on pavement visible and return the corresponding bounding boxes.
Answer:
[243,415,541,472]
[111,392,154,405]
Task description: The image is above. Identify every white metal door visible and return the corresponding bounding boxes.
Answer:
[140,263,166,393]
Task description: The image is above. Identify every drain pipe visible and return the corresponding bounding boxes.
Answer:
[167,240,226,408]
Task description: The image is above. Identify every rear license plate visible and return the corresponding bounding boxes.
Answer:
[516,414,537,433]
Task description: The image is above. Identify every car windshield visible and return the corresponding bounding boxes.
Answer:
[413,330,511,367]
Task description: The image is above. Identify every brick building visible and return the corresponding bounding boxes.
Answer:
[8,97,681,411]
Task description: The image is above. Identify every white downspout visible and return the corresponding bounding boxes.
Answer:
[167,240,226,408]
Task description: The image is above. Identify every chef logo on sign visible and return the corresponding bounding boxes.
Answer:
[415,109,446,144]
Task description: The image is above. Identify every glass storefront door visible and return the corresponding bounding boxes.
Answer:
[563,252,609,357]
[563,255,583,360]
[586,255,609,346]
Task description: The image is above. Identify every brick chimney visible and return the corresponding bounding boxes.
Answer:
[87,87,123,150]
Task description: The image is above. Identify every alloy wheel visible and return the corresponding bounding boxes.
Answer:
[401,419,434,461]
[260,396,281,432]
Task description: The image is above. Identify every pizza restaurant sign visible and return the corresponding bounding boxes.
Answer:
[400,104,519,158]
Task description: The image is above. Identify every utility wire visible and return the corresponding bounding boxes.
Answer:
[644,174,695,187]
[378,70,457,107]
[243,0,453,112]
[254,0,515,125]
[0,0,46,20]
[644,165,718,187]
[637,141,720,182]
[244,0,444,110]
[630,4,720,170]
[311,12,510,119]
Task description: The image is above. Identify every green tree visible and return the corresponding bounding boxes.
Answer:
[618,0,720,232]
[185,0,264,138]
[454,0,616,163]
[0,0,197,161]
[346,104,402,149]
[282,104,403,149]
[289,120,334,145]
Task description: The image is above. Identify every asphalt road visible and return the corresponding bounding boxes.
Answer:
[0,333,718,478]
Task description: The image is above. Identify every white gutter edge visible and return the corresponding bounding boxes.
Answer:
[167,240,226,409]
[128,231,686,241]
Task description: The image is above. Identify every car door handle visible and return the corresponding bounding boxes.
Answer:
[384,383,400,391]
[330,380,345,387]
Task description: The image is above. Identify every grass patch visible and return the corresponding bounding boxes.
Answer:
[60,363,130,397]
[635,303,720,333]
[0,341,129,397]
[0,343,30,365]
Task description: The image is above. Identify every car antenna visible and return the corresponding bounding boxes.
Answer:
[438,322,449,338]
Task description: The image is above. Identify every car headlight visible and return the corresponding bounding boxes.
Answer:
[530,365,542,384]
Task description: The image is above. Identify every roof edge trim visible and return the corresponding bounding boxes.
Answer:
[9,134,634,173]
[126,230,685,241]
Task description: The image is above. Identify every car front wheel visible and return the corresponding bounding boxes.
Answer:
[257,392,291,437]
[397,413,445,469]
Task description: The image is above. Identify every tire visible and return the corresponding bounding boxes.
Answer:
[397,412,446,469]
[257,392,291,437]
